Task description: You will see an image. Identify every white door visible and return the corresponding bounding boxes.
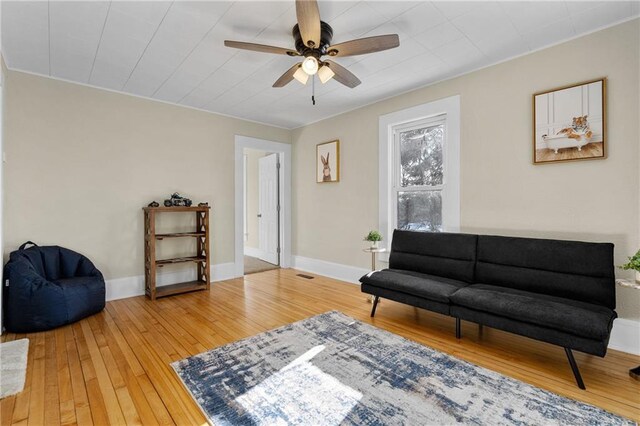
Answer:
[258,154,279,265]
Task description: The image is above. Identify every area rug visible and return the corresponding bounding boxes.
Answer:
[171,311,632,425]
[0,338,29,399]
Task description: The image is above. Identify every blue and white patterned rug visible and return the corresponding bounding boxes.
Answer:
[171,311,633,425]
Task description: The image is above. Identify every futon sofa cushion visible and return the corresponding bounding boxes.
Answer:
[360,269,468,303]
[450,284,616,340]
[476,235,615,309]
[389,230,478,283]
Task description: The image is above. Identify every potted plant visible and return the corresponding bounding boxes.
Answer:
[364,230,383,249]
[620,249,640,283]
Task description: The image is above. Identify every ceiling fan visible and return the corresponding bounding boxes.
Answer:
[224,0,400,89]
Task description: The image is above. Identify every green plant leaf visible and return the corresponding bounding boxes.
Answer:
[619,249,640,272]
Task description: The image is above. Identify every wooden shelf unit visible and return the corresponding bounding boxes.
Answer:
[143,206,211,300]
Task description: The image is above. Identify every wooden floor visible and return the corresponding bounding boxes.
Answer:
[2,269,639,425]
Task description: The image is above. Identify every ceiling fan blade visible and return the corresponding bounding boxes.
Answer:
[296,0,321,48]
[224,40,299,56]
[324,60,361,88]
[327,34,400,57]
[273,63,302,88]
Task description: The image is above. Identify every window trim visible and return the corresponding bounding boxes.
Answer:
[378,95,461,262]
[392,116,446,233]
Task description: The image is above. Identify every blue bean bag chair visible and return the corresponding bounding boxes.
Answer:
[3,242,105,333]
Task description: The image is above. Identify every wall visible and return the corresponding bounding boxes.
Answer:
[291,19,640,322]
[0,55,6,332]
[244,148,267,250]
[3,71,290,285]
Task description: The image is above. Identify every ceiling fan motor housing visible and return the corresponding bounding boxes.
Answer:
[292,21,334,58]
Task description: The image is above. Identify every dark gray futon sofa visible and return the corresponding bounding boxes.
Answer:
[360,230,617,389]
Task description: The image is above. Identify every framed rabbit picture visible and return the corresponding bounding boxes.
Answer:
[316,140,340,183]
[533,78,606,164]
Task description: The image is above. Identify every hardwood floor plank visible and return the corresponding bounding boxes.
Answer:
[27,333,45,426]
[63,327,92,426]
[3,269,639,424]
[54,328,76,426]
[100,307,145,377]
[78,321,127,425]
[72,323,108,426]
[135,375,175,426]
[11,334,33,425]
[106,301,203,425]
[92,312,163,426]
[1,392,17,426]
[44,331,61,426]
[82,379,109,426]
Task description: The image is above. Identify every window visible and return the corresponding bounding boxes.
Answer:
[393,116,445,232]
[379,96,460,260]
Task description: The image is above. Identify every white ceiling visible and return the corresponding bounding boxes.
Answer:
[2,1,638,129]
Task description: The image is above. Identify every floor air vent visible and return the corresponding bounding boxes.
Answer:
[296,273,315,279]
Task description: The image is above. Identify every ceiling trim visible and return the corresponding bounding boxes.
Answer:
[4,66,292,131]
[291,14,640,130]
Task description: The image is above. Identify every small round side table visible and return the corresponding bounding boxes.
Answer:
[363,247,386,303]
[616,278,640,380]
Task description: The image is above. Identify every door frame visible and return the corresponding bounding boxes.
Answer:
[234,135,291,277]
[257,153,280,265]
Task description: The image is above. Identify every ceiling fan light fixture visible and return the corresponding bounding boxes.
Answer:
[293,66,309,85]
[301,56,319,75]
[317,64,335,84]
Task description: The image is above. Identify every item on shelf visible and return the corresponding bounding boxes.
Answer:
[148,201,160,207]
[163,192,193,207]
[198,202,209,207]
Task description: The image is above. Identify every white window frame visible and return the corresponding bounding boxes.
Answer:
[392,115,447,233]
[379,95,461,262]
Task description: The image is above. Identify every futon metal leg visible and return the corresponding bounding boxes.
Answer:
[630,365,640,380]
[370,296,380,317]
[564,348,586,390]
[455,318,461,339]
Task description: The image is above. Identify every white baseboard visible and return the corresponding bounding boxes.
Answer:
[243,246,262,258]
[105,262,236,301]
[291,255,369,285]
[211,262,236,282]
[293,255,640,355]
[609,318,640,355]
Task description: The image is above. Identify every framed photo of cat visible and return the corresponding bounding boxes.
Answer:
[533,78,606,164]
[316,140,340,183]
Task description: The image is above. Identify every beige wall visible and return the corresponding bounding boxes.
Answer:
[3,20,639,321]
[244,148,267,250]
[292,19,640,321]
[3,70,290,279]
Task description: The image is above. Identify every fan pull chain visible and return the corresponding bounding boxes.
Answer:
[312,75,316,106]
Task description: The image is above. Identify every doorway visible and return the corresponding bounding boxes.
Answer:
[234,136,291,277]
[243,149,279,274]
